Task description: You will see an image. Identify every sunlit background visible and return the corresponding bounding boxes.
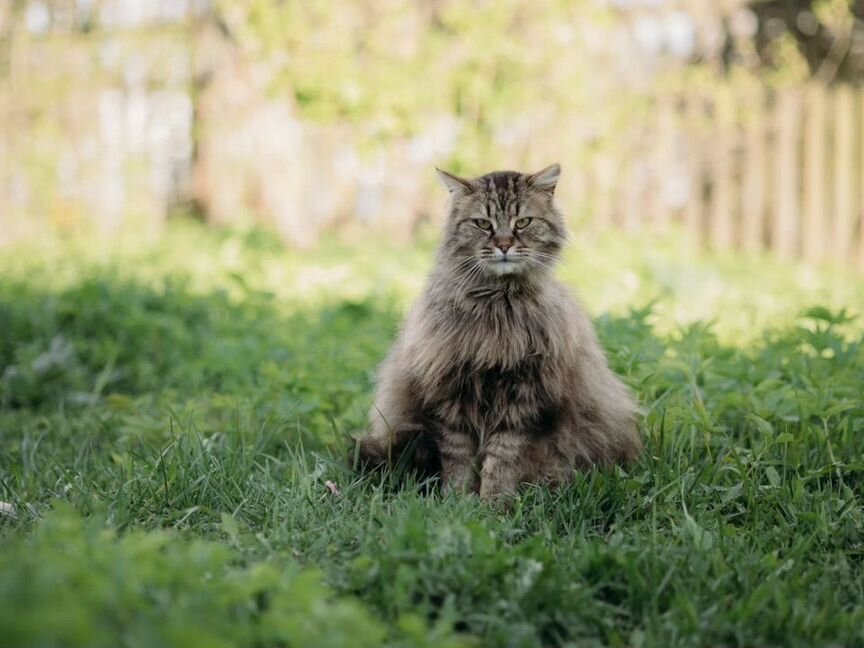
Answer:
[1,0,863,335]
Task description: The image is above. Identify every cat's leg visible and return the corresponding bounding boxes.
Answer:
[479,431,528,500]
[438,429,478,494]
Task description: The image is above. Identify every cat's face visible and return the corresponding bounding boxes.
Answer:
[437,165,565,280]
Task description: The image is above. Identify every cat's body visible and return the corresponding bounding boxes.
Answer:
[354,166,641,498]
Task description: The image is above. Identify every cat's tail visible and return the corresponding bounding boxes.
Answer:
[348,427,440,481]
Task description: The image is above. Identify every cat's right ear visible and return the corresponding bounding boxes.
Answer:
[435,168,474,194]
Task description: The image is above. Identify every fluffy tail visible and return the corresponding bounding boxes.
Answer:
[348,428,441,482]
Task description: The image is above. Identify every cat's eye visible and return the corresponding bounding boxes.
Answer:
[514,217,532,229]
[473,219,493,231]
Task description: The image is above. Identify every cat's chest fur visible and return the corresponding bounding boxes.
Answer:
[409,290,564,433]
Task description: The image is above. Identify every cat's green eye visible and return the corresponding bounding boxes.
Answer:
[473,219,493,231]
[514,217,532,229]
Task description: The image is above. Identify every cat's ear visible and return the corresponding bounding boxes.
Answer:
[435,167,474,194]
[528,163,561,194]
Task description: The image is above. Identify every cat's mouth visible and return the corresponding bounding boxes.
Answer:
[487,256,524,276]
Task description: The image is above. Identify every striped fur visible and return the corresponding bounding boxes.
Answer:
[353,165,641,498]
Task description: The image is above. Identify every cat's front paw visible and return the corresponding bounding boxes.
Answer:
[479,490,517,512]
[441,472,479,495]
[478,479,518,509]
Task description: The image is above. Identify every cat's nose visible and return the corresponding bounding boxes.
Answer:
[495,238,514,253]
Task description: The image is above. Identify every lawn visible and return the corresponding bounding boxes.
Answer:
[1,221,863,648]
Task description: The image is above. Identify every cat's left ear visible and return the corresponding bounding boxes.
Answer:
[528,163,561,194]
[435,167,474,194]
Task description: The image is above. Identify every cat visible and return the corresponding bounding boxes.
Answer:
[352,164,641,499]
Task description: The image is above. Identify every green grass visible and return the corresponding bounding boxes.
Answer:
[1,221,863,648]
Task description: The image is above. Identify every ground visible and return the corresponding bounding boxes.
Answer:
[1,221,863,648]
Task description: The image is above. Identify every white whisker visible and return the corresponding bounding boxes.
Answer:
[451,258,484,295]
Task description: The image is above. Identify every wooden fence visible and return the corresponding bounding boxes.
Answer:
[589,84,864,271]
[2,15,863,271]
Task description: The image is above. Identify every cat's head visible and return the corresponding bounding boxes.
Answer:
[436,165,565,280]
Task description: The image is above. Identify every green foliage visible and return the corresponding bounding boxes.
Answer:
[1,222,863,647]
[215,0,611,165]
[0,505,470,648]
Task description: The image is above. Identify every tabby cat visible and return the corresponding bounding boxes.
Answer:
[353,164,641,499]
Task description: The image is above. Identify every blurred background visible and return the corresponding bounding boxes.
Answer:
[0,0,863,267]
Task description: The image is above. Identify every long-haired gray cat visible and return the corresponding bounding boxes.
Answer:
[353,164,641,499]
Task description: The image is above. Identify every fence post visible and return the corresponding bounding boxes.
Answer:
[684,95,704,245]
[859,88,864,271]
[709,92,735,249]
[652,95,676,230]
[622,156,642,232]
[591,153,614,232]
[833,86,855,263]
[802,84,827,264]
[741,85,767,253]
[772,89,801,259]
[0,86,6,243]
